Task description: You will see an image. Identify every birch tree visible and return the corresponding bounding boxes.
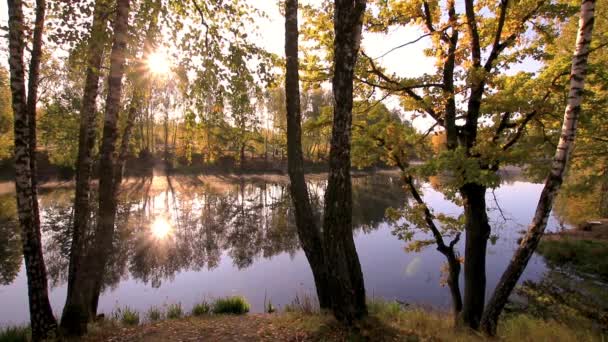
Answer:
[6,0,58,339]
[480,0,597,334]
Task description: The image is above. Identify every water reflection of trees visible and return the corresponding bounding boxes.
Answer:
[28,174,406,291]
[0,194,20,284]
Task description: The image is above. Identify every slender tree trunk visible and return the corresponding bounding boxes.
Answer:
[480,1,596,334]
[88,96,139,315]
[599,160,608,217]
[172,121,178,150]
[77,0,130,331]
[322,0,368,324]
[284,0,332,309]
[443,0,458,149]
[240,143,246,170]
[7,1,57,340]
[459,183,490,329]
[62,0,110,334]
[26,0,44,235]
[164,111,169,165]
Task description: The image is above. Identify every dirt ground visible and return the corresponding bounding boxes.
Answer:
[84,314,323,342]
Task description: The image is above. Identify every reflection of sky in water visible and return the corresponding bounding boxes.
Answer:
[0,175,563,326]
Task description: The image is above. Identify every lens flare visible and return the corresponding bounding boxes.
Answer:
[147,50,171,75]
[151,217,172,239]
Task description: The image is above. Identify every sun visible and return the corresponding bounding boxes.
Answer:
[151,216,172,239]
[147,50,171,75]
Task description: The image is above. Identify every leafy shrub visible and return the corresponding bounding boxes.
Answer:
[166,303,183,319]
[146,306,164,322]
[212,296,250,315]
[191,301,211,316]
[113,306,140,326]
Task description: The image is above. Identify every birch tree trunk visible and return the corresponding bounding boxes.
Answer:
[480,0,596,335]
[322,0,368,324]
[66,0,131,333]
[62,0,110,334]
[7,0,57,340]
[284,0,332,309]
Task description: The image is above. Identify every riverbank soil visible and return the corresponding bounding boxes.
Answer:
[81,307,605,341]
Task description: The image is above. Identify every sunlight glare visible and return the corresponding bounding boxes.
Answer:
[147,50,171,75]
[151,217,172,239]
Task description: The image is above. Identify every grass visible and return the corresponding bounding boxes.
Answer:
[83,297,606,342]
[538,238,608,280]
[191,301,211,316]
[212,296,250,315]
[0,326,30,342]
[283,293,318,314]
[275,298,605,342]
[166,303,183,319]
[146,306,164,322]
[112,306,140,326]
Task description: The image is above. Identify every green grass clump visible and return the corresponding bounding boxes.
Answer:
[212,296,250,315]
[113,306,140,326]
[146,306,164,322]
[166,303,183,319]
[367,298,404,318]
[191,301,211,316]
[0,326,30,342]
[538,239,608,279]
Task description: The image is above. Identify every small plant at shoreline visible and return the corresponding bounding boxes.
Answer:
[192,301,211,316]
[146,306,164,322]
[0,325,30,342]
[167,303,183,319]
[367,297,405,318]
[263,292,275,314]
[264,299,276,314]
[113,306,140,326]
[284,293,318,314]
[212,296,250,315]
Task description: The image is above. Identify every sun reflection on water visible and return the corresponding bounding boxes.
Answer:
[151,217,172,239]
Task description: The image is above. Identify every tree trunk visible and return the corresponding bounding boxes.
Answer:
[599,161,608,217]
[480,0,596,335]
[322,0,368,324]
[240,143,246,170]
[7,0,58,340]
[284,0,332,309]
[88,95,139,315]
[62,0,110,335]
[164,109,169,166]
[460,183,490,329]
[76,0,130,331]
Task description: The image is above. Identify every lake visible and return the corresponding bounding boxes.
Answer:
[0,171,564,326]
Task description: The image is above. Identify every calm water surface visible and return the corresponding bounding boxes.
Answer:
[0,172,565,326]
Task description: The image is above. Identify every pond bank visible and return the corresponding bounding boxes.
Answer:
[79,302,603,341]
[516,221,608,334]
[539,219,608,280]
